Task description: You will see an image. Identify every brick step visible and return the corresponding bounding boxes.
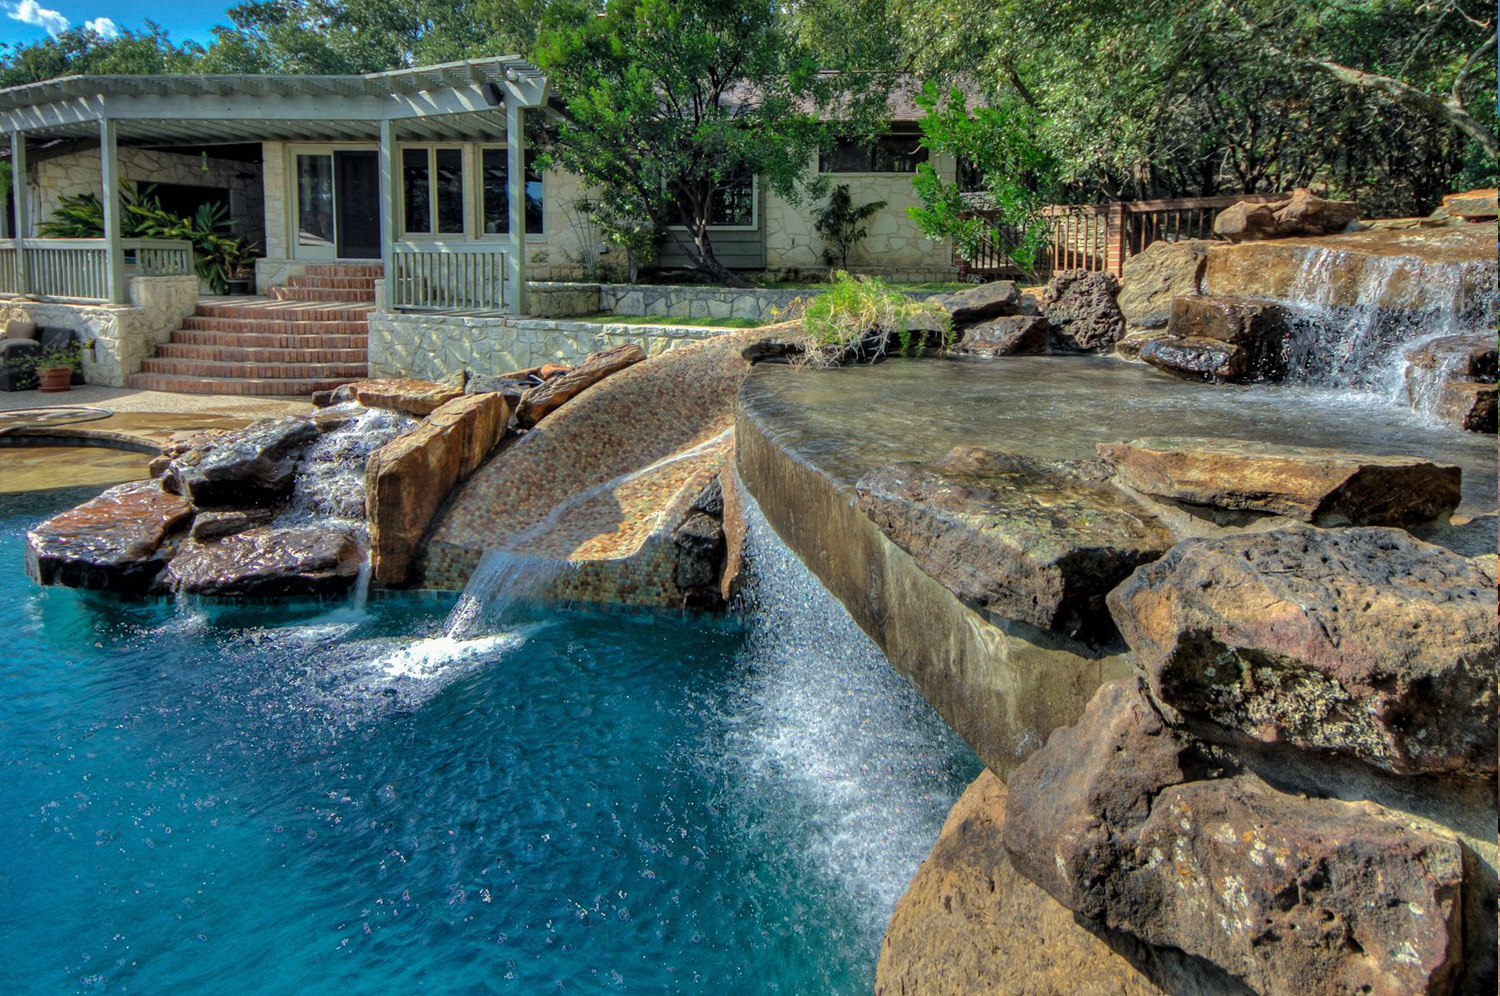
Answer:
[171,329,369,349]
[126,372,359,396]
[182,315,370,335]
[302,263,384,278]
[157,343,369,364]
[140,357,369,379]
[271,285,377,304]
[194,299,375,322]
[287,274,379,292]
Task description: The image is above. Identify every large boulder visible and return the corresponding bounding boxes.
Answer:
[1005,678,1467,996]
[160,525,363,598]
[339,374,466,416]
[1164,295,1289,380]
[1434,379,1497,432]
[1404,333,1499,384]
[25,480,194,593]
[875,769,1171,996]
[1137,335,1247,383]
[928,280,1021,326]
[1116,239,1211,328]
[366,392,509,586]
[1108,527,1498,777]
[856,446,1172,643]
[515,344,646,429]
[162,416,319,507]
[1040,270,1126,352]
[952,315,1049,356]
[1098,436,1462,526]
[1214,189,1359,241]
[1404,334,1499,432]
[1211,201,1280,241]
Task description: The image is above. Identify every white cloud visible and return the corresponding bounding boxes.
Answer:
[8,0,69,35]
[82,16,116,37]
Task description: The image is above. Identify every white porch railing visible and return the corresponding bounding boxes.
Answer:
[390,242,508,312]
[0,238,194,302]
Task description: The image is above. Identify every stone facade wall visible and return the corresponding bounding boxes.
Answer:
[596,283,806,321]
[261,141,289,260]
[368,311,730,380]
[31,147,265,251]
[0,274,198,386]
[762,154,960,281]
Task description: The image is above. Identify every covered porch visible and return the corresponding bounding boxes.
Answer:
[0,58,550,317]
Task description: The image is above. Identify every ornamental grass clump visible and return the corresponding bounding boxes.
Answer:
[797,271,953,367]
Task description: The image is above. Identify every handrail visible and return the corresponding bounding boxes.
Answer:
[0,237,195,301]
[390,242,508,312]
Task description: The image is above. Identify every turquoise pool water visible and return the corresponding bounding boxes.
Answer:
[0,485,978,996]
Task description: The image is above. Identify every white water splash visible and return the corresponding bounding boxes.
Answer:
[286,404,417,523]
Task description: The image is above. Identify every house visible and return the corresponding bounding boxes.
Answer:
[0,58,957,393]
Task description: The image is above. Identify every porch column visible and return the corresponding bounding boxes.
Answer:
[377,117,398,311]
[99,118,127,304]
[10,130,29,295]
[505,100,527,316]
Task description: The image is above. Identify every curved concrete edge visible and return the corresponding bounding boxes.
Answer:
[0,427,163,454]
[735,395,1134,779]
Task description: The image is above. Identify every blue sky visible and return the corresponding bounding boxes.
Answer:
[0,0,235,47]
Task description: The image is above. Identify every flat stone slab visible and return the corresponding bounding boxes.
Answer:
[26,479,193,592]
[1099,436,1462,525]
[929,280,1020,326]
[856,445,1173,642]
[342,376,465,416]
[1108,527,1498,776]
[515,343,645,429]
[161,524,362,598]
[953,315,1048,356]
[1117,239,1209,328]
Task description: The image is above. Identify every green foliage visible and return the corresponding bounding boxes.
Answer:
[0,23,200,87]
[19,339,86,373]
[814,184,886,270]
[799,270,952,366]
[36,187,258,294]
[577,186,659,283]
[534,0,864,285]
[907,84,1057,277]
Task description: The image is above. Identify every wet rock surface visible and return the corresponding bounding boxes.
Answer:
[929,280,1021,325]
[855,445,1172,642]
[1099,436,1462,525]
[161,525,362,598]
[515,343,646,429]
[1138,335,1247,382]
[366,393,509,586]
[337,375,467,416]
[26,480,194,592]
[1042,270,1126,352]
[1005,678,1467,996]
[162,416,319,507]
[1164,295,1290,381]
[1434,379,1498,432]
[952,315,1049,356]
[189,508,273,542]
[1404,333,1499,383]
[1116,239,1210,328]
[1108,527,1497,777]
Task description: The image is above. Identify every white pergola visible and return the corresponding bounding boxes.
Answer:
[0,57,549,312]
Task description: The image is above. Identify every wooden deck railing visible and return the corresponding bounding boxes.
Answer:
[956,194,1285,280]
[390,242,509,312]
[0,238,194,301]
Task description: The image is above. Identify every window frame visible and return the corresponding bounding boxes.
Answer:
[400,143,469,238]
[476,144,547,239]
[665,173,760,232]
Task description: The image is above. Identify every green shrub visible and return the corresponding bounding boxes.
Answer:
[798,271,952,366]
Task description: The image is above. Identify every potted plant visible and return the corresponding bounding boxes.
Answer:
[25,340,85,393]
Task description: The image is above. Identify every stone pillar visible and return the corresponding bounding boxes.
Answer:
[377,119,398,311]
[10,130,29,295]
[99,118,127,304]
[506,101,527,316]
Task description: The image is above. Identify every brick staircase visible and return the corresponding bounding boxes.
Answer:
[126,263,379,396]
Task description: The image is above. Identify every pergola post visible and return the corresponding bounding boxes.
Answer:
[377,117,398,311]
[99,117,126,304]
[505,100,527,316]
[10,130,29,295]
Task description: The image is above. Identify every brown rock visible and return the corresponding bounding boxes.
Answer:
[1116,239,1211,328]
[161,525,362,598]
[1108,527,1498,776]
[366,392,510,586]
[1440,187,1498,221]
[1006,678,1467,996]
[672,510,723,591]
[1434,379,1497,433]
[189,508,273,542]
[1404,332,1498,383]
[348,375,465,416]
[1166,295,1289,380]
[25,480,194,592]
[875,769,1169,996]
[1271,188,1360,235]
[1212,201,1279,241]
[1137,335,1247,382]
[953,315,1049,356]
[1098,436,1462,526]
[855,446,1172,642]
[161,416,319,507]
[929,280,1021,326]
[514,344,646,429]
[1113,328,1175,361]
[1041,270,1126,352]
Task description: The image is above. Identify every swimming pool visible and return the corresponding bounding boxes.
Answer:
[0,484,977,995]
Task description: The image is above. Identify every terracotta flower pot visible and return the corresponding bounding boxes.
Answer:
[38,366,73,393]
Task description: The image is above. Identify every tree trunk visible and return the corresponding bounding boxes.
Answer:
[686,228,751,288]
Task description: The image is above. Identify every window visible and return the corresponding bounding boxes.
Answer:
[481,148,544,235]
[296,154,334,247]
[820,134,929,173]
[668,172,756,229]
[402,146,465,235]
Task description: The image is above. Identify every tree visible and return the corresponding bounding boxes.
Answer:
[533,0,849,286]
[0,23,201,87]
[814,183,885,270]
